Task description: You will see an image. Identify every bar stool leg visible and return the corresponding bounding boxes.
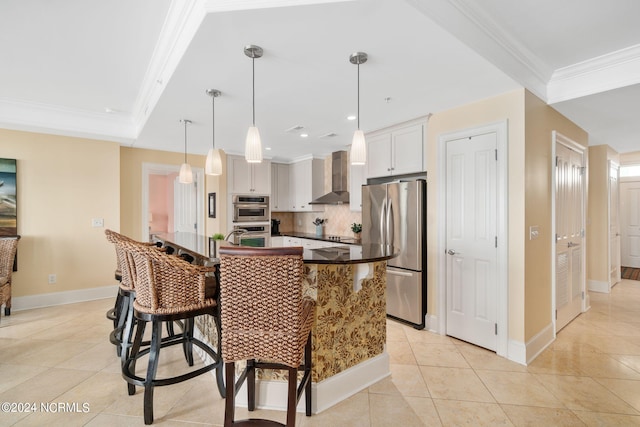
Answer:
[224,362,236,427]
[143,320,163,425]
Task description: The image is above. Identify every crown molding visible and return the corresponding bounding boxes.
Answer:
[547,43,640,104]
[131,0,208,134]
[0,97,136,143]
[203,0,353,13]
[406,0,550,101]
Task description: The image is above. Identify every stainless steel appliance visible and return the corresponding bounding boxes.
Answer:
[232,195,269,222]
[362,179,426,329]
[232,224,270,247]
[271,218,281,235]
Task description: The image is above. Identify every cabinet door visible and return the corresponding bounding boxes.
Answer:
[366,133,392,178]
[251,160,271,194]
[392,124,424,175]
[350,163,366,212]
[271,163,289,212]
[228,156,252,193]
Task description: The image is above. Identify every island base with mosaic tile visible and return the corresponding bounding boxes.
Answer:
[195,260,390,413]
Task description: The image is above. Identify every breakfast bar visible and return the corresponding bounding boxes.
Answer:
[152,232,397,413]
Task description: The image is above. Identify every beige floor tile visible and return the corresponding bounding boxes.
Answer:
[385,319,407,342]
[500,404,585,426]
[411,341,469,368]
[571,352,640,380]
[433,399,513,426]
[369,393,441,426]
[457,342,529,372]
[572,410,640,427]
[162,379,224,423]
[368,363,430,397]
[0,367,94,403]
[420,366,494,402]
[595,377,640,412]
[534,373,639,414]
[386,340,417,365]
[476,370,565,408]
[3,338,91,367]
[13,406,98,426]
[578,334,640,355]
[0,363,47,393]
[611,354,640,374]
[55,340,118,371]
[402,326,456,345]
[526,350,584,376]
[297,390,371,427]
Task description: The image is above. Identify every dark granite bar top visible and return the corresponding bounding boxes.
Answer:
[152,232,396,265]
[274,231,362,245]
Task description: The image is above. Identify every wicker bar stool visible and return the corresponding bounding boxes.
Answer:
[0,236,20,321]
[122,241,224,424]
[105,230,163,359]
[218,246,315,427]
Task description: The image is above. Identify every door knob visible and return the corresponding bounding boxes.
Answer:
[447,249,457,255]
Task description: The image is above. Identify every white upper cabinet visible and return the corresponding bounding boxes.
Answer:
[350,163,366,212]
[271,163,290,212]
[228,155,271,194]
[289,158,325,212]
[366,122,425,179]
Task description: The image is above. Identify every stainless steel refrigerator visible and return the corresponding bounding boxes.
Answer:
[362,179,426,329]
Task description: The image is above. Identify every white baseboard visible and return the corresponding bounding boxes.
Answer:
[425,313,439,334]
[588,279,610,293]
[525,322,555,365]
[507,339,527,365]
[11,285,117,311]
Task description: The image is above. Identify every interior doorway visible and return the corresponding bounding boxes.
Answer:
[621,179,640,268]
[552,132,586,333]
[438,120,508,357]
[141,163,205,241]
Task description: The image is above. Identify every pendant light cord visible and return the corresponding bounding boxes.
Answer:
[184,120,188,163]
[357,61,360,130]
[252,56,256,126]
[212,96,215,149]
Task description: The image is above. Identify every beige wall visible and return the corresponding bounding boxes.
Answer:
[523,92,588,340]
[120,147,227,241]
[1,128,120,298]
[587,145,619,286]
[427,89,527,341]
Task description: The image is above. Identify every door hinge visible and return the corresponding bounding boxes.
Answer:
[555,310,558,320]
[581,229,585,238]
[494,323,497,335]
[555,156,559,167]
[582,291,585,300]
[495,236,498,248]
[580,166,586,175]
[495,149,498,161]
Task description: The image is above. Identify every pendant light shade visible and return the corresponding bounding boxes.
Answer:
[205,89,223,175]
[349,52,368,165]
[179,119,193,184]
[244,45,263,163]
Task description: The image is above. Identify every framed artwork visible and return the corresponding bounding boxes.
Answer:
[0,158,17,237]
[208,192,216,218]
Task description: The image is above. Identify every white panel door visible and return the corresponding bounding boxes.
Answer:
[446,132,498,351]
[621,180,640,268]
[609,163,621,285]
[174,177,197,233]
[555,142,584,332]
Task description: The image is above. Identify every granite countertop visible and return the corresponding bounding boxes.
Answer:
[153,232,396,265]
[274,231,362,245]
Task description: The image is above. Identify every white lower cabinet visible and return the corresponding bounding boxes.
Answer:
[271,236,284,247]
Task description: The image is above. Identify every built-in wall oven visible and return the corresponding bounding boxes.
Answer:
[232,195,270,223]
[232,224,270,247]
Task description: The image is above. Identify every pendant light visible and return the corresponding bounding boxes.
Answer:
[179,119,193,184]
[349,52,368,165]
[244,44,263,163]
[205,89,223,175]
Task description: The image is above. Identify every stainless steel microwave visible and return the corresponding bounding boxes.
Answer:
[232,195,269,222]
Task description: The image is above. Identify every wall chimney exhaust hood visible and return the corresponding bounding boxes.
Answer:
[309,151,350,205]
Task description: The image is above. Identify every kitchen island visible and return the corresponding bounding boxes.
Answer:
[152,232,397,413]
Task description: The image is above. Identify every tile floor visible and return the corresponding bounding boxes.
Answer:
[1,279,640,426]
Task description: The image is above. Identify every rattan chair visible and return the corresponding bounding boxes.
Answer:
[105,230,162,359]
[218,246,315,427]
[0,236,20,321]
[122,241,224,424]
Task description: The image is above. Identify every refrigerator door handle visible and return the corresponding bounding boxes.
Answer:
[380,198,387,246]
[387,198,394,247]
[386,268,414,277]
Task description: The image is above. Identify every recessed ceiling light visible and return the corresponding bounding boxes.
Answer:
[265,147,272,151]
[300,133,309,138]
[347,115,356,121]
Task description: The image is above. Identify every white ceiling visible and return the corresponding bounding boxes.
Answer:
[1,0,639,160]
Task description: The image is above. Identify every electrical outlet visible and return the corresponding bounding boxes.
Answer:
[48,274,57,284]
[92,218,104,227]
[529,226,540,240]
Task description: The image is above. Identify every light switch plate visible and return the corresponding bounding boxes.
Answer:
[529,225,539,240]
[92,218,104,227]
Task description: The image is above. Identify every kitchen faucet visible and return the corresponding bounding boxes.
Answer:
[224,229,248,241]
